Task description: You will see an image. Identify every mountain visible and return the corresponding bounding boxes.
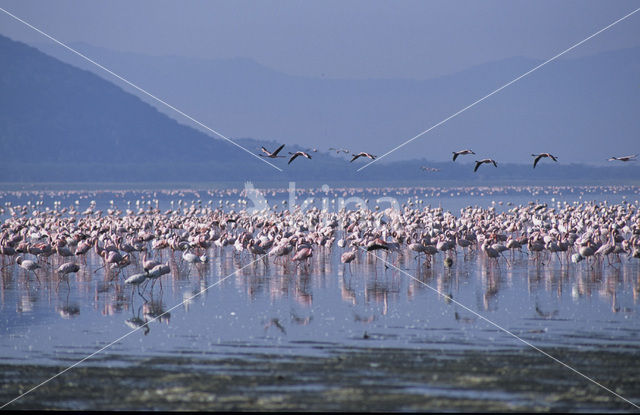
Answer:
[0,34,247,172]
[31,40,640,165]
[1,34,639,185]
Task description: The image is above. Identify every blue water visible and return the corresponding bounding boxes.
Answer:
[0,186,639,410]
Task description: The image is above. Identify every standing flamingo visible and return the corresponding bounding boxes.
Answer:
[16,256,41,282]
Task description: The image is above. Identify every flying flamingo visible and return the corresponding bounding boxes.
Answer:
[350,152,376,162]
[473,159,498,172]
[608,154,637,162]
[532,153,558,168]
[452,149,475,161]
[260,144,286,158]
[288,151,312,165]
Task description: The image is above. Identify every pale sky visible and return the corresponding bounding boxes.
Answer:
[0,0,638,80]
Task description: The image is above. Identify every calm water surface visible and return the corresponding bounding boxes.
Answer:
[1,187,639,411]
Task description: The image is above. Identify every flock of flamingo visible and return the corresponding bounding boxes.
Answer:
[260,144,376,165]
[260,144,637,171]
[1,187,639,295]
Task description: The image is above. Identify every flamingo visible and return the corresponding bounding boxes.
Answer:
[436,234,456,257]
[408,242,427,259]
[473,159,498,172]
[288,151,312,165]
[409,241,437,267]
[182,249,203,264]
[74,239,92,262]
[481,240,502,266]
[16,256,41,282]
[506,237,526,259]
[366,238,389,252]
[110,253,132,277]
[142,251,161,273]
[146,263,171,290]
[149,264,171,279]
[608,154,637,162]
[594,232,616,265]
[125,272,148,295]
[260,144,286,158]
[456,234,473,256]
[182,248,207,272]
[452,149,475,161]
[350,152,376,162]
[341,246,357,273]
[55,240,75,258]
[97,250,123,273]
[528,235,545,263]
[57,262,80,278]
[532,153,558,168]
[0,243,16,268]
[248,240,267,257]
[269,242,292,264]
[578,242,595,266]
[292,246,313,266]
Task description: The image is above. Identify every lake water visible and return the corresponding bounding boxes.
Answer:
[1,185,639,411]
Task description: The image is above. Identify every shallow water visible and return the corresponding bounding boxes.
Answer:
[2,183,639,216]
[1,188,639,411]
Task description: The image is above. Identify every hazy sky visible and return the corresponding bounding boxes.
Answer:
[1,0,639,80]
[1,1,639,167]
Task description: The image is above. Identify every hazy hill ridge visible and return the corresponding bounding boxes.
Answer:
[32,40,640,165]
[1,34,639,183]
